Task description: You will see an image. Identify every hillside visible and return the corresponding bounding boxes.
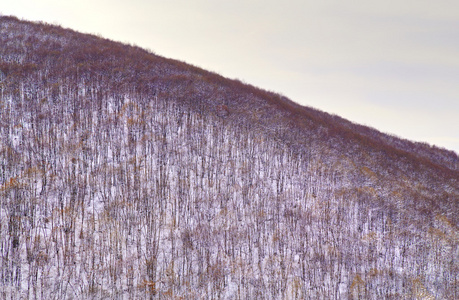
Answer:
[0,16,458,299]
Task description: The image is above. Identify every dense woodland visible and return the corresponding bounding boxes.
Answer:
[0,16,458,299]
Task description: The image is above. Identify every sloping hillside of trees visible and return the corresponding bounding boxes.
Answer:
[0,16,458,299]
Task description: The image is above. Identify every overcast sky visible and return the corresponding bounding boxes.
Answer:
[2,0,459,153]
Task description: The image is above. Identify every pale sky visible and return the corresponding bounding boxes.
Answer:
[2,0,459,154]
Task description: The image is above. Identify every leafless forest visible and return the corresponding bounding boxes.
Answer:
[0,16,458,299]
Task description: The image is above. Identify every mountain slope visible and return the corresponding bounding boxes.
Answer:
[0,16,458,299]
